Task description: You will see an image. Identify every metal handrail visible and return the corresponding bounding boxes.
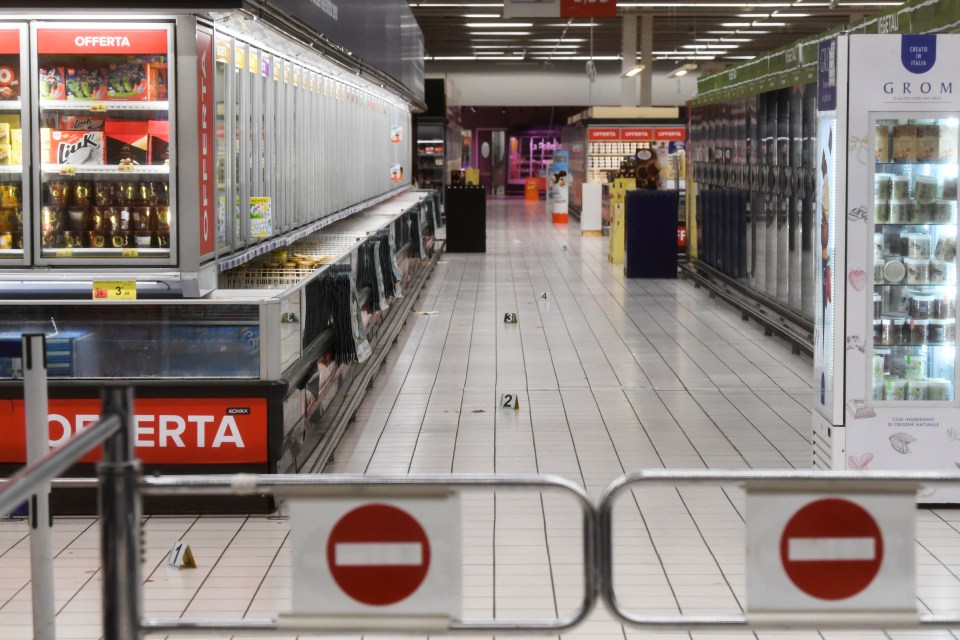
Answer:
[0,413,121,517]
[599,469,960,631]
[139,472,599,635]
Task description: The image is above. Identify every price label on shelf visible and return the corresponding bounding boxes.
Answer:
[89,102,107,113]
[55,249,72,258]
[117,164,134,172]
[59,165,76,176]
[92,280,137,301]
[121,248,139,258]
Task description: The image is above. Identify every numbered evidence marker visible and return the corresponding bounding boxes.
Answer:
[499,393,520,410]
[167,539,197,569]
[503,312,519,324]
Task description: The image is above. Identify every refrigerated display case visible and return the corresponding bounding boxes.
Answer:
[814,33,960,500]
[34,24,175,265]
[0,4,435,512]
[0,12,415,296]
[689,84,817,322]
[0,25,28,265]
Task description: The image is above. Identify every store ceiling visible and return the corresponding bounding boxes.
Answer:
[408,0,903,69]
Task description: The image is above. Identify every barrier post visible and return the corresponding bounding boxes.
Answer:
[22,334,56,640]
[98,386,143,640]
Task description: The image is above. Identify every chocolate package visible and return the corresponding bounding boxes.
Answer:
[59,115,107,131]
[106,62,147,100]
[48,131,105,165]
[65,67,106,101]
[39,67,65,100]
[0,56,20,100]
[146,63,168,101]
[147,120,169,165]
[105,120,148,165]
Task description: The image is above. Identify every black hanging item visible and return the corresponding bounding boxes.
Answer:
[302,272,332,349]
[376,230,397,299]
[357,241,379,311]
[407,208,423,259]
[326,264,361,365]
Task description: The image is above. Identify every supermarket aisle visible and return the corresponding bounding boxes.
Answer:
[4,196,960,640]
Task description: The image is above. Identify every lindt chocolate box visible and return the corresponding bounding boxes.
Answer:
[105,120,148,165]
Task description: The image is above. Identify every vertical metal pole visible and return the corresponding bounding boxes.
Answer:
[98,386,143,640]
[620,11,637,107]
[22,333,56,640]
[640,14,654,108]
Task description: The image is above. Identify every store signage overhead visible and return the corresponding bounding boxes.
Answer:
[588,127,686,141]
[504,0,617,18]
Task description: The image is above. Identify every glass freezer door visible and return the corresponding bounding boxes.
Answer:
[33,23,176,265]
[869,114,958,404]
[0,25,28,265]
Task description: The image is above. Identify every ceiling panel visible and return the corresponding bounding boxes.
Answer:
[408,1,903,68]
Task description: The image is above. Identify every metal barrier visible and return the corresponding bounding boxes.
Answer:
[139,473,597,636]
[0,384,139,640]
[599,469,960,631]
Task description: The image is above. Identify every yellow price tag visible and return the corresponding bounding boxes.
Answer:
[92,280,137,300]
[55,249,72,258]
[117,163,134,172]
[121,248,138,257]
[59,165,76,176]
[90,102,107,112]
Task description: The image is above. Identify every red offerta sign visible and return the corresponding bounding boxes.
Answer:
[197,30,216,257]
[588,128,620,141]
[560,0,617,18]
[655,128,686,141]
[0,397,268,465]
[37,29,168,54]
[0,30,19,55]
[621,128,653,141]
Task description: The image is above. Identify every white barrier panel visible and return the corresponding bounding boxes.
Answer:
[746,486,916,624]
[581,183,603,234]
[287,495,461,625]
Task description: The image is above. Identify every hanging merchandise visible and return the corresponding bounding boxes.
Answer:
[356,241,381,311]
[375,232,396,300]
[348,268,373,364]
[372,239,388,311]
[324,265,370,365]
[387,231,403,299]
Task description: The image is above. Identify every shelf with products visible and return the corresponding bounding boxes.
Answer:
[0,166,22,174]
[870,115,960,403]
[39,100,169,112]
[0,101,22,111]
[41,164,170,175]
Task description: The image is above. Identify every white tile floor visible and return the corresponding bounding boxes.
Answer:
[3,196,960,639]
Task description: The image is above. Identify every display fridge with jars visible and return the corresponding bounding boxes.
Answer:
[814,33,960,499]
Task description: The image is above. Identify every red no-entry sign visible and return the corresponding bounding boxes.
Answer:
[779,498,883,600]
[326,503,431,606]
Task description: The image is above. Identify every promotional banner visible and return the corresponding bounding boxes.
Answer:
[504,0,617,18]
[0,397,269,464]
[550,149,569,223]
[197,30,216,257]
